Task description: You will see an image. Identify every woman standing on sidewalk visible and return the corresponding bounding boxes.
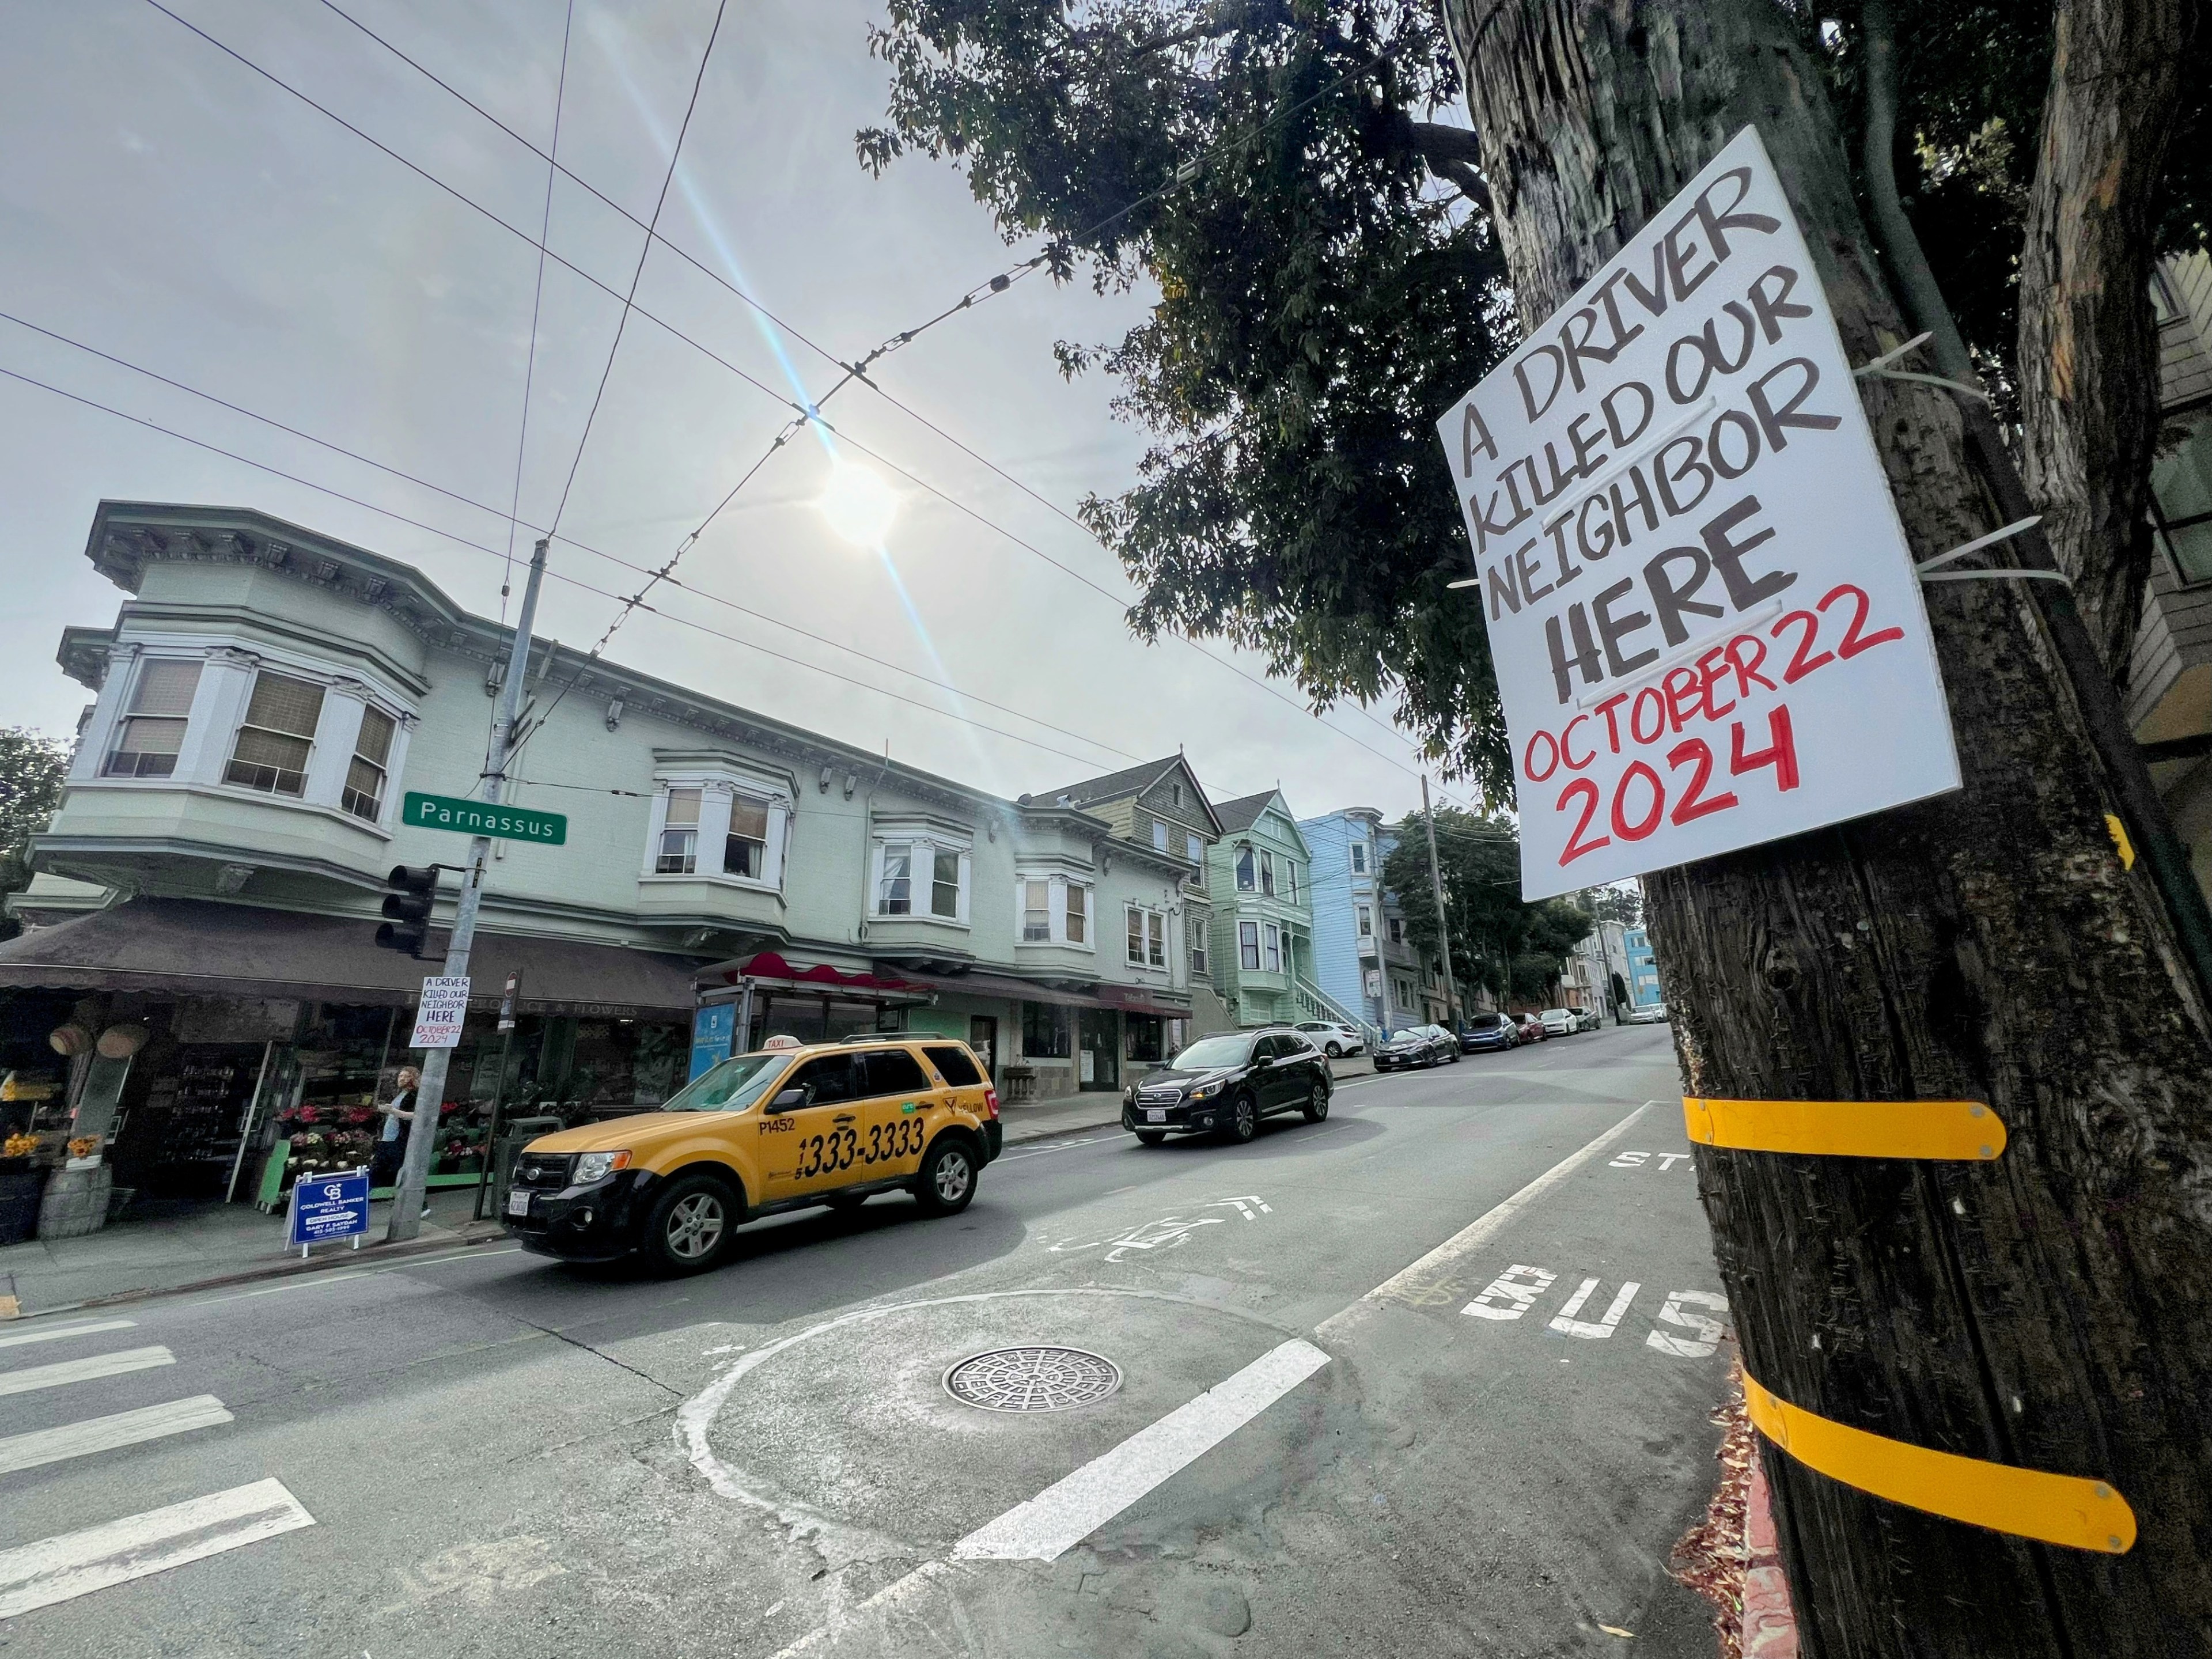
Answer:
[373,1067,428,1217]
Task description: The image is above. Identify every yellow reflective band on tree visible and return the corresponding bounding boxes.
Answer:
[1682,1097,2005,1160]
[1742,1372,2135,1554]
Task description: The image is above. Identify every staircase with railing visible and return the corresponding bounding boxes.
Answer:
[1291,976,1382,1051]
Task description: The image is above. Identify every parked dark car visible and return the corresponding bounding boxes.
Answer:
[1122,1029,1331,1146]
[1373,1024,1461,1071]
[1458,1012,1520,1053]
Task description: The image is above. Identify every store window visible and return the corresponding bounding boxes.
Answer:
[226,671,324,797]
[877,842,913,914]
[1238,920,1260,970]
[657,789,702,874]
[726,797,769,879]
[1351,840,1369,874]
[2152,404,2212,582]
[1022,880,1051,941]
[1236,844,1256,890]
[343,706,395,821]
[1065,882,1088,945]
[1021,1001,1072,1058]
[105,658,202,778]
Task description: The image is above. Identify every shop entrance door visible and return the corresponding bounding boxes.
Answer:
[968,1016,998,1078]
[1078,1009,1119,1092]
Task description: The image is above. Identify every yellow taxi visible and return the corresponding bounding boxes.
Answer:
[502,1034,1002,1274]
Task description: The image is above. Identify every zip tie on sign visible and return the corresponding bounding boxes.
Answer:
[1851,331,1933,376]
[1921,567,2073,586]
[1742,1372,2135,1554]
[1917,517,2042,575]
[1682,1096,2006,1160]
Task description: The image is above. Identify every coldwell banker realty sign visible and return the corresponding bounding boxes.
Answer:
[1437,127,1959,900]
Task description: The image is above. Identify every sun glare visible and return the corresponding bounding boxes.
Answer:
[818,463,897,547]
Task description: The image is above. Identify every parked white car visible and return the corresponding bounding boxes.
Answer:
[1539,1007,1578,1037]
[1293,1019,1366,1058]
[1628,1003,1669,1025]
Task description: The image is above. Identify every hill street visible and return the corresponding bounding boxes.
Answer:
[1,1026,1733,1658]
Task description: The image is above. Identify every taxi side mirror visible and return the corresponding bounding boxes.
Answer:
[771,1087,806,1109]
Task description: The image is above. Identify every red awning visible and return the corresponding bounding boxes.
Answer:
[714,950,912,993]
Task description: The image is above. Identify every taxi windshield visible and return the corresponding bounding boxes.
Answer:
[658,1052,790,1113]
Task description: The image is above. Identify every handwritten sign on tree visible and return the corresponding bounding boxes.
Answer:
[1436,127,1959,900]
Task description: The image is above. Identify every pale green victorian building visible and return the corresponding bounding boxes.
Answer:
[1202,790,1363,1032]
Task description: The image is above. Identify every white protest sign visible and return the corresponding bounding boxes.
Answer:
[410,976,471,1049]
[1436,126,1960,900]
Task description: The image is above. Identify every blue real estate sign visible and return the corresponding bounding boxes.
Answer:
[689,1002,736,1082]
[287,1168,370,1249]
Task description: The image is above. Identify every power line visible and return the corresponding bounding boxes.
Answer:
[138,0,1471,804]
[544,0,729,539]
[0,361,1134,774]
[499,0,575,617]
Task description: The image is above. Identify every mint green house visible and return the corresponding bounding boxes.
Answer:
[1203,791,1364,1032]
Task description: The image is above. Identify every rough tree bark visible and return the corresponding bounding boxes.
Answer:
[1435,2,2212,1654]
[2017,0,2199,685]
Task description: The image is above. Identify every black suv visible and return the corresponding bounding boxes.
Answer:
[1122,1028,1331,1146]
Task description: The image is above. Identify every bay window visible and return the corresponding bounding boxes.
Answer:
[1351,841,1369,874]
[1065,882,1087,944]
[1263,923,1281,972]
[657,789,701,873]
[342,705,395,821]
[225,671,324,797]
[1235,845,1255,890]
[1357,904,1373,939]
[104,658,201,778]
[1238,921,1260,971]
[1022,880,1052,941]
[930,848,961,919]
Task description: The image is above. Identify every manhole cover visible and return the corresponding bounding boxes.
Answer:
[944,1346,1123,1412]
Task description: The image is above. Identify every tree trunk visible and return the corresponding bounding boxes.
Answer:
[1436,2,2212,1653]
[2016,0,2199,684]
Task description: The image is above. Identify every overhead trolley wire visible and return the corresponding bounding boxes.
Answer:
[138,0,1472,804]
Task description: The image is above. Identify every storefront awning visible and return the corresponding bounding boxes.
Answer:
[0,897,702,1019]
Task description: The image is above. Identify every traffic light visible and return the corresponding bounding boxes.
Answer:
[376,865,438,957]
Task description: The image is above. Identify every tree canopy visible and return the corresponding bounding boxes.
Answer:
[1378,810,1591,1003]
[0,728,69,941]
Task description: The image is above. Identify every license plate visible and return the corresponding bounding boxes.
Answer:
[507,1189,531,1218]
[1145,1109,1166,1123]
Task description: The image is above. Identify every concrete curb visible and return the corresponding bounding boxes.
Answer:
[998,1108,1126,1146]
[1743,1451,1801,1657]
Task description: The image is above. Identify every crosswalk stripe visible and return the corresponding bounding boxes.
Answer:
[0,1396,233,1476]
[0,1319,137,1352]
[0,1347,175,1398]
[0,1477,315,1619]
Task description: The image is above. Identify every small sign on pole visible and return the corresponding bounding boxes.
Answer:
[497,971,521,1033]
[1434,126,1960,899]
[286,1166,370,1257]
[410,976,471,1049]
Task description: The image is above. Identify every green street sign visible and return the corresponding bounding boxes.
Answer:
[401,791,567,846]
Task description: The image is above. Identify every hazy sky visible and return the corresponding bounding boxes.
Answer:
[0,0,1472,823]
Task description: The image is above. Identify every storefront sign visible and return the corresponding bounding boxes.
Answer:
[1434,126,1959,900]
[287,1166,369,1251]
[401,791,567,845]
[689,1001,736,1082]
[410,976,471,1048]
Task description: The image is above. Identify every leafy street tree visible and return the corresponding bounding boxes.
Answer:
[1578,884,1642,928]
[1380,810,1590,1004]
[867,0,2212,1647]
[0,728,69,941]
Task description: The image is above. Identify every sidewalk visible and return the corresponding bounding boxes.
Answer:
[0,1185,504,1320]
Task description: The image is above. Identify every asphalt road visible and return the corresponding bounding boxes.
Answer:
[0,1024,1733,1658]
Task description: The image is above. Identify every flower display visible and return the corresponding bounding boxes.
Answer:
[66,1136,100,1159]
[2,1134,36,1158]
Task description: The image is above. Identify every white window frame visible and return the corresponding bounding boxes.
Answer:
[1357,904,1373,939]
[1021,878,1053,942]
[657,787,704,875]
[1151,819,1169,852]
[1260,850,1276,897]
[103,657,203,780]
[1190,933,1210,978]
[1146,910,1166,968]
[1064,881,1089,945]
[643,768,794,890]
[1185,831,1203,865]
[224,668,326,799]
[1125,904,1146,967]
[1350,841,1369,875]
[1263,922,1282,973]
[1235,844,1256,891]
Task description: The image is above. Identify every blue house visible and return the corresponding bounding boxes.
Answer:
[1296,806,1385,1033]
[1624,927,1664,1008]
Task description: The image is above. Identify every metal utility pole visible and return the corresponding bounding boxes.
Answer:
[388,539,547,1243]
[1419,775,1460,1028]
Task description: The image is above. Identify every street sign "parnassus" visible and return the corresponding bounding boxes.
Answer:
[1436,126,1960,900]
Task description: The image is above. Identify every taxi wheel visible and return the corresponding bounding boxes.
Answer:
[1222,1093,1259,1143]
[1303,1081,1330,1123]
[915,1138,977,1215]
[644,1173,736,1275]
[1135,1130,1167,1146]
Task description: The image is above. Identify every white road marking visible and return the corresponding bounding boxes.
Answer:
[0,1318,135,1351]
[0,1346,175,1397]
[0,1478,313,1619]
[953,1338,1331,1563]
[1315,1100,1653,1336]
[1647,1290,1729,1357]
[1465,1265,1558,1321]
[0,1395,233,1476]
[1548,1279,1641,1339]
[999,1135,1118,1161]
[1209,1195,1272,1219]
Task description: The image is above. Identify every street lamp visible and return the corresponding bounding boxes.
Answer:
[817,461,897,547]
